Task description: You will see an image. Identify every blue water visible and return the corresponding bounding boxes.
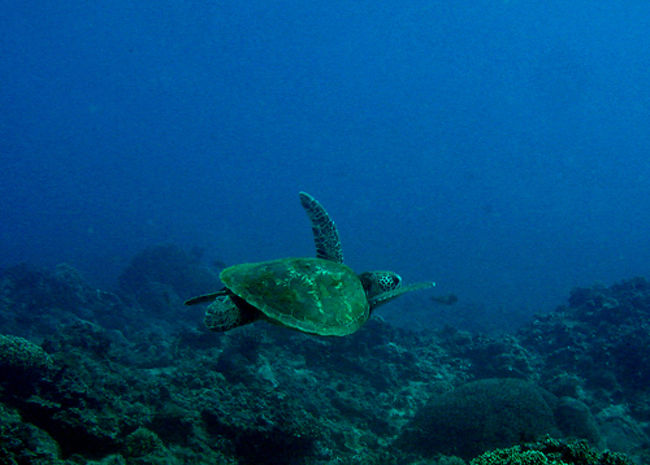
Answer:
[2,0,650,328]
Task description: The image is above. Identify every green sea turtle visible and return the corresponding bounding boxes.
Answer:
[184,192,434,336]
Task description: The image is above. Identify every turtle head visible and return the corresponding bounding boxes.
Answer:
[359,271,402,298]
[359,271,402,312]
[359,270,435,312]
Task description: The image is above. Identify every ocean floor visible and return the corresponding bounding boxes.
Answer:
[1,245,648,464]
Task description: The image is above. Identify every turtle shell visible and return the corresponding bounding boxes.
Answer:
[219,257,369,336]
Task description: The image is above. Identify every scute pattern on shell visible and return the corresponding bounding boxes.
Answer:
[220,257,369,336]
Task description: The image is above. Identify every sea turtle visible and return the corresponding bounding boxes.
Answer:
[184,192,434,336]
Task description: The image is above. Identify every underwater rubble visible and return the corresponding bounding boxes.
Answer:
[1,246,649,464]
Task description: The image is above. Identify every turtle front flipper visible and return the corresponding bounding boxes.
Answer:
[299,191,344,264]
[368,281,436,311]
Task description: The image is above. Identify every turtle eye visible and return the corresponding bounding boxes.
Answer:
[380,273,401,291]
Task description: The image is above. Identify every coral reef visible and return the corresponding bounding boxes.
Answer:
[0,334,54,382]
[0,263,126,340]
[117,244,218,317]
[395,378,560,459]
[470,436,633,465]
[518,277,650,456]
[1,255,648,464]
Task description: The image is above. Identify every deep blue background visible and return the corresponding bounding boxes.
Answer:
[2,0,650,327]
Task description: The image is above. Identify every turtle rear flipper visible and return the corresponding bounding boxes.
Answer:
[204,293,261,332]
[299,191,344,264]
[184,289,229,306]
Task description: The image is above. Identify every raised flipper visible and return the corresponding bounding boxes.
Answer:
[184,288,229,306]
[368,281,436,310]
[299,191,344,264]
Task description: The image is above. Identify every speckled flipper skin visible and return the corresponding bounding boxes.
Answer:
[299,191,344,264]
[204,293,261,331]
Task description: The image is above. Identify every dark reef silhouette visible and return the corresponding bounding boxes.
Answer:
[0,245,648,464]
